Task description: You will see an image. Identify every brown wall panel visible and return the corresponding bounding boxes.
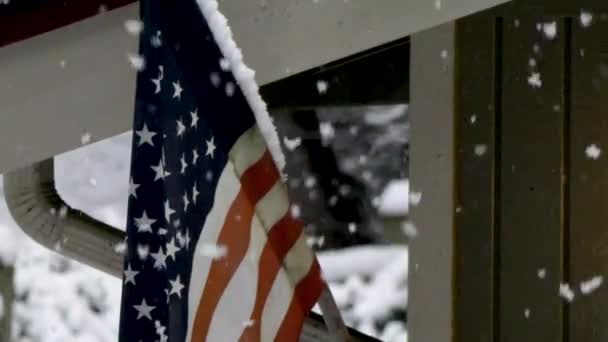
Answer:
[454,13,498,342]
[499,15,566,342]
[569,18,608,342]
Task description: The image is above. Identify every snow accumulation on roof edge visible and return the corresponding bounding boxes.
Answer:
[195,0,286,173]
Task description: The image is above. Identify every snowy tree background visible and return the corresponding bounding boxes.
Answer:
[0,106,408,341]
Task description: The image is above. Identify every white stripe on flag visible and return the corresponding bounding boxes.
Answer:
[229,127,267,176]
[206,174,289,340]
[185,166,241,342]
[260,233,315,341]
[185,127,267,341]
[205,214,265,341]
[255,181,289,232]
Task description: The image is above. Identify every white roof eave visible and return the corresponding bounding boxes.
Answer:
[0,0,508,174]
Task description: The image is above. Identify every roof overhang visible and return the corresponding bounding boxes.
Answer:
[0,0,509,174]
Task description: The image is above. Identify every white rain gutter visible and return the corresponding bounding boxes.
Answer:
[3,159,124,277]
[3,158,371,342]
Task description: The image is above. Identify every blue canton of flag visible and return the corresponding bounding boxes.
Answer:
[118,1,325,341]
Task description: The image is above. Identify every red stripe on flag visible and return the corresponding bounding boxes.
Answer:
[274,261,325,342]
[238,214,304,342]
[190,151,279,342]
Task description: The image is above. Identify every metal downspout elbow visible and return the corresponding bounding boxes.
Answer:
[3,158,124,278]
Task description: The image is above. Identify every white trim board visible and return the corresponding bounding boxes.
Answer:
[0,0,508,173]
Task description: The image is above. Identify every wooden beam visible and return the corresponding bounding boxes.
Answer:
[454,12,498,342]
[260,39,409,109]
[409,20,456,342]
[569,12,608,342]
[0,0,134,47]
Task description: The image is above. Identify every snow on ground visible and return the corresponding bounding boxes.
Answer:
[318,246,408,340]
[0,131,407,341]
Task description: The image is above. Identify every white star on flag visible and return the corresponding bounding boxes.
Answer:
[192,182,199,204]
[166,237,181,261]
[177,119,186,136]
[134,211,156,233]
[190,109,199,128]
[124,263,139,285]
[129,178,140,199]
[205,136,216,158]
[192,148,199,165]
[133,298,155,320]
[169,275,185,298]
[164,200,176,223]
[180,154,188,174]
[172,81,183,99]
[151,160,170,181]
[183,191,190,212]
[136,123,157,147]
[151,247,167,270]
[151,65,164,94]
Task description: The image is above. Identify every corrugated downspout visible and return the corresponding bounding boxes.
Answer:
[3,159,366,342]
[3,158,124,278]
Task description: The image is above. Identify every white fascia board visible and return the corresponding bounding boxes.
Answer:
[0,0,508,174]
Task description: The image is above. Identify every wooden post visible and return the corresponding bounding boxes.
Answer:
[409,20,457,342]
[0,264,13,342]
[410,1,608,341]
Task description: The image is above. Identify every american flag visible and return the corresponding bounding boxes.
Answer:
[118,0,325,341]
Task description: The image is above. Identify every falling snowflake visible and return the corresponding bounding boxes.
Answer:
[401,222,418,238]
[242,319,255,328]
[474,144,488,156]
[305,176,317,188]
[319,122,335,142]
[124,19,144,35]
[585,144,601,159]
[409,191,422,206]
[470,115,477,124]
[538,268,546,279]
[127,53,145,71]
[290,204,301,218]
[528,72,542,88]
[59,60,67,69]
[59,205,68,219]
[580,11,593,27]
[306,236,325,248]
[137,244,150,260]
[348,223,357,233]
[219,57,231,71]
[580,275,603,295]
[210,72,221,87]
[316,80,329,94]
[283,136,302,151]
[151,30,163,47]
[328,195,338,206]
[434,0,441,10]
[559,283,575,302]
[199,243,227,260]
[542,22,557,39]
[225,82,235,97]
[80,132,91,145]
[524,308,531,319]
[114,242,127,255]
[440,50,448,59]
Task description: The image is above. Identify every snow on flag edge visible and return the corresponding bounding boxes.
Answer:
[195,0,285,174]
